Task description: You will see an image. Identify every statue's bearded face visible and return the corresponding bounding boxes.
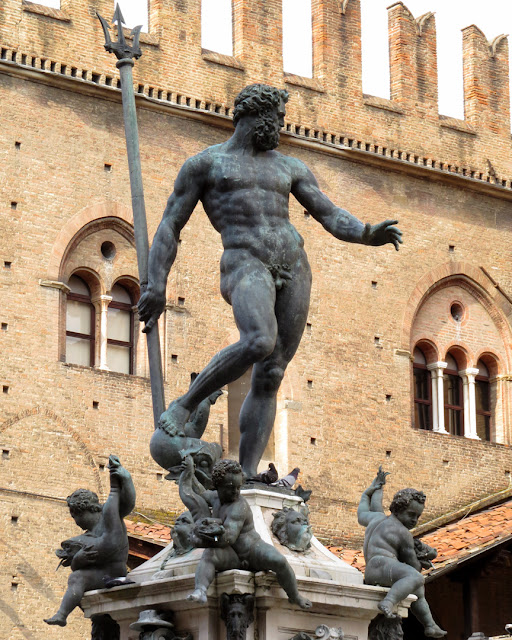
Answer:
[252,99,286,151]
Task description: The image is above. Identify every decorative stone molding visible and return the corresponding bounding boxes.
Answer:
[39,279,70,294]
[415,12,435,36]
[289,625,344,640]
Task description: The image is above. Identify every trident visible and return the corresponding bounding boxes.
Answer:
[98,5,165,428]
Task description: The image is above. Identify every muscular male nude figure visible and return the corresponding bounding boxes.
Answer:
[138,84,403,477]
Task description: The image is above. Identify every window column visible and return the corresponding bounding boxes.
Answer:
[460,368,480,440]
[427,361,448,433]
[92,294,112,370]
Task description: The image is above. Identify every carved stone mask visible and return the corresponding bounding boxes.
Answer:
[220,593,255,640]
[271,507,313,552]
[171,511,194,555]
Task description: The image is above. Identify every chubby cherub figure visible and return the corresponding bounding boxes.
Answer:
[44,455,136,627]
[179,455,311,609]
[357,468,446,638]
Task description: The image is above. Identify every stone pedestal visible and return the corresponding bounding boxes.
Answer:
[81,488,414,639]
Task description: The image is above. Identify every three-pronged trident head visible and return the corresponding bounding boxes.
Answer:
[97,4,143,61]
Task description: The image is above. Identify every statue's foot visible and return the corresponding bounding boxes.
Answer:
[159,400,190,437]
[378,600,397,618]
[187,588,207,604]
[44,614,67,627]
[424,625,447,638]
[289,595,312,610]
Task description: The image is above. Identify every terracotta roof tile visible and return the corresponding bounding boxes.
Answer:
[125,519,171,544]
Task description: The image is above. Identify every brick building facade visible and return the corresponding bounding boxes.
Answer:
[1,0,512,637]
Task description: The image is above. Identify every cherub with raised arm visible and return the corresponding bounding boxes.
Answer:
[178,455,311,610]
[44,455,136,627]
[357,468,446,638]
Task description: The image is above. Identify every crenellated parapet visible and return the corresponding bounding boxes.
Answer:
[1,0,512,187]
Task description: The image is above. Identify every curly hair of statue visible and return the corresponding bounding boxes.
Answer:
[233,83,289,127]
[211,459,243,487]
[66,488,102,515]
[389,488,426,515]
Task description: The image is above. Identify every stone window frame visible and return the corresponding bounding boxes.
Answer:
[64,270,139,375]
[65,275,96,367]
[443,353,464,437]
[413,346,432,431]
[56,217,141,376]
[414,342,500,443]
[105,281,138,376]
[475,361,492,441]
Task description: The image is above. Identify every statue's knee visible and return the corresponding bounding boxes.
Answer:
[246,335,275,361]
[254,365,285,393]
[413,572,425,590]
[67,571,83,589]
[270,553,288,573]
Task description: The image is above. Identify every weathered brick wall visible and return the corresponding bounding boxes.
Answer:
[2,0,512,636]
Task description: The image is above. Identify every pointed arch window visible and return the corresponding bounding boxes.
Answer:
[107,284,134,374]
[66,275,95,367]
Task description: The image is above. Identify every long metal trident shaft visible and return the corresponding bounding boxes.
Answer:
[98,5,165,428]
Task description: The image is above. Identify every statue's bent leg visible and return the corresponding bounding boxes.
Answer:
[369,558,432,624]
[409,586,446,637]
[249,543,311,610]
[160,261,278,437]
[189,547,240,603]
[44,571,90,626]
[239,258,311,476]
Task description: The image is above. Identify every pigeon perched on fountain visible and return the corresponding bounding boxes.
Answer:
[272,468,300,489]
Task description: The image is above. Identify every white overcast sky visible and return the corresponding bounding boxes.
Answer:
[45,0,512,120]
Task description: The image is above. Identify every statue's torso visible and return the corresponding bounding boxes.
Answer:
[212,494,262,556]
[201,146,306,268]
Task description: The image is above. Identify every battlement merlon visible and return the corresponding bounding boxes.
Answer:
[1,0,512,178]
[463,25,510,136]
[388,3,438,111]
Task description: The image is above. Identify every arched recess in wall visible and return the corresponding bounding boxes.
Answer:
[220,329,294,474]
[47,203,147,376]
[402,262,512,354]
[0,406,103,498]
[46,202,133,281]
[404,263,512,444]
